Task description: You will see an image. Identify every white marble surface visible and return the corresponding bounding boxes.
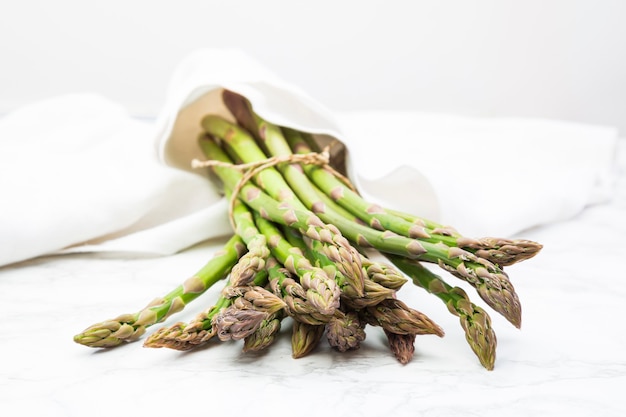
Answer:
[2,141,625,417]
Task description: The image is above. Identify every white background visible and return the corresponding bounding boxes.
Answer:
[1,0,625,132]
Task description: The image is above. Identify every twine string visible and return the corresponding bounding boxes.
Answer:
[191,146,356,230]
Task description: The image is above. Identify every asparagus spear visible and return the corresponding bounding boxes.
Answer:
[73,234,246,348]
[143,295,229,350]
[457,236,544,266]
[388,256,497,370]
[229,198,270,286]
[143,193,274,350]
[143,268,270,350]
[143,305,225,351]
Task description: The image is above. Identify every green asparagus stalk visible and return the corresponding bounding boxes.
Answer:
[381,206,458,234]
[144,306,224,350]
[144,294,231,350]
[229,201,270,286]
[145,188,275,350]
[384,207,543,266]
[73,234,246,348]
[388,256,497,370]
[144,268,270,350]
[141,180,271,350]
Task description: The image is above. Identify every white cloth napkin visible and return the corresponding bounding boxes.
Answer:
[0,94,232,267]
[0,49,619,267]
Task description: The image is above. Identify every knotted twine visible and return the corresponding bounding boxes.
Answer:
[191,146,356,230]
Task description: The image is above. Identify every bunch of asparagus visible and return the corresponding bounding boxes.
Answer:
[73,90,542,370]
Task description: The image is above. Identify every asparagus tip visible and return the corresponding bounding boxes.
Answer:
[325,311,366,352]
[384,330,416,365]
[73,319,144,348]
[142,322,215,351]
[291,321,325,359]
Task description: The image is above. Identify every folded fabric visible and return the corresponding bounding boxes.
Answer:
[0,49,619,267]
[0,94,231,267]
[336,111,619,237]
